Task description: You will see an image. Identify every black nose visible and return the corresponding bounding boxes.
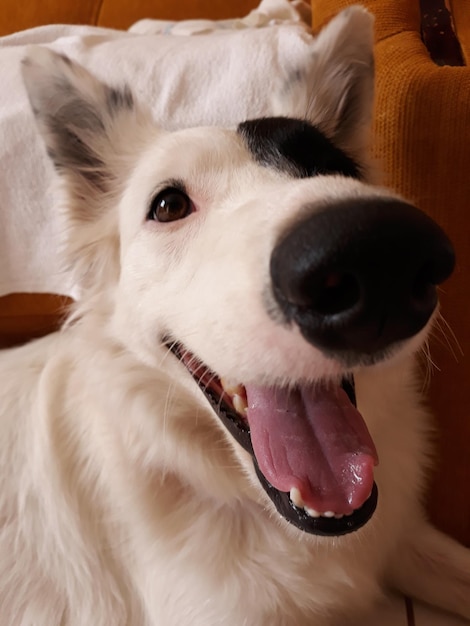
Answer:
[270,198,455,358]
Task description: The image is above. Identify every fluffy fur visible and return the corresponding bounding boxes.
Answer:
[1,7,469,625]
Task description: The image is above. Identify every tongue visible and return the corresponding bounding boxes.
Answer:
[245,384,378,515]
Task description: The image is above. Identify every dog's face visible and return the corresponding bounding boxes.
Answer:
[22,8,454,538]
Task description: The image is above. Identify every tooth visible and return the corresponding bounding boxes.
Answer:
[220,378,245,397]
[232,394,248,416]
[322,511,335,518]
[305,507,320,518]
[289,487,305,508]
[334,513,344,519]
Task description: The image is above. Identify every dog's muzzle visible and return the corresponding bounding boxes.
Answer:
[270,197,455,362]
[169,197,454,539]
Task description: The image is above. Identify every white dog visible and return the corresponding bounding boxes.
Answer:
[1,7,469,625]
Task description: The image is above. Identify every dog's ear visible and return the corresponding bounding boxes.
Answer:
[274,6,375,158]
[21,47,153,295]
[21,46,145,204]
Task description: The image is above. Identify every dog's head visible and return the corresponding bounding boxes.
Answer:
[22,8,454,538]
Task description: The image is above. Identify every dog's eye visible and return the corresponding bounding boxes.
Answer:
[148,188,193,223]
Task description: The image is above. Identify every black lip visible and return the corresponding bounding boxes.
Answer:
[256,464,378,536]
[169,343,378,536]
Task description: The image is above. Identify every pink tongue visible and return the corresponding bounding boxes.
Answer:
[245,384,378,515]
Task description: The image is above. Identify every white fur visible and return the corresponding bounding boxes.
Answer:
[1,8,469,625]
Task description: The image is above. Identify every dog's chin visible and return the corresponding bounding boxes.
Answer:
[167,341,379,537]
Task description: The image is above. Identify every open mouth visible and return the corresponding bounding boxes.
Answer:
[169,342,378,536]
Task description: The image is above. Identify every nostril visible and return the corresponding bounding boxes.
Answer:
[306,271,362,316]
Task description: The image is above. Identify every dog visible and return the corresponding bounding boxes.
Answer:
[1,6,469,625]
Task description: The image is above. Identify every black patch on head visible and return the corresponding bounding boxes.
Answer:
[238,117,361,180]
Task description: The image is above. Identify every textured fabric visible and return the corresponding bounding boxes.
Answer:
[313,0,470,547]
[451,0,470,63]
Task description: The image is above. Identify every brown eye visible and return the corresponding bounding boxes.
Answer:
[148,187,193,223]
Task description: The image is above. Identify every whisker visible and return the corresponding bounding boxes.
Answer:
[419,339,438,392]
[434,314,463,361]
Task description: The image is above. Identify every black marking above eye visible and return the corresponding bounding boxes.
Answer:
[238,117,362,180]
[147,186,194,223]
